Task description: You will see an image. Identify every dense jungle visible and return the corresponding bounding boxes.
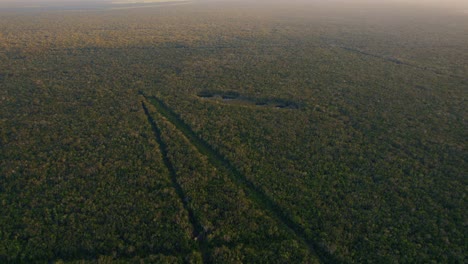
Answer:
[0,0,466,263]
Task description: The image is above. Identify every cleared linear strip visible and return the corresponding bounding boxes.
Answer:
[141,101,208,263]
[335,45,466,80]
[144,94,343,264]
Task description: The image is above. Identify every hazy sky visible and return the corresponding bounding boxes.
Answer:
[0,0,467,9]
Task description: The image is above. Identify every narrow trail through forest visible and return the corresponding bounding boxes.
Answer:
[141,101,209,263]
[334,45,467,81]
[143,94,343,264]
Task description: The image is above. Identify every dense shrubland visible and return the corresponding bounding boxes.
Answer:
[1,2,466,262]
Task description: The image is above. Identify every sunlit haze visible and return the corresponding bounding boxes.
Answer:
[1,0,468,8]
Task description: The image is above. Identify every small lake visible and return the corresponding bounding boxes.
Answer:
[196,90,302,110]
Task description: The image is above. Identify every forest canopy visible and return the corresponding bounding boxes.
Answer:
[0,0,466,263]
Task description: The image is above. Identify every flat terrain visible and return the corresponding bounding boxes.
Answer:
[0,1,466,263]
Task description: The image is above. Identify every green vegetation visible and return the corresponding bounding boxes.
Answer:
[142,98,316,263]
[0,1,466,263]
